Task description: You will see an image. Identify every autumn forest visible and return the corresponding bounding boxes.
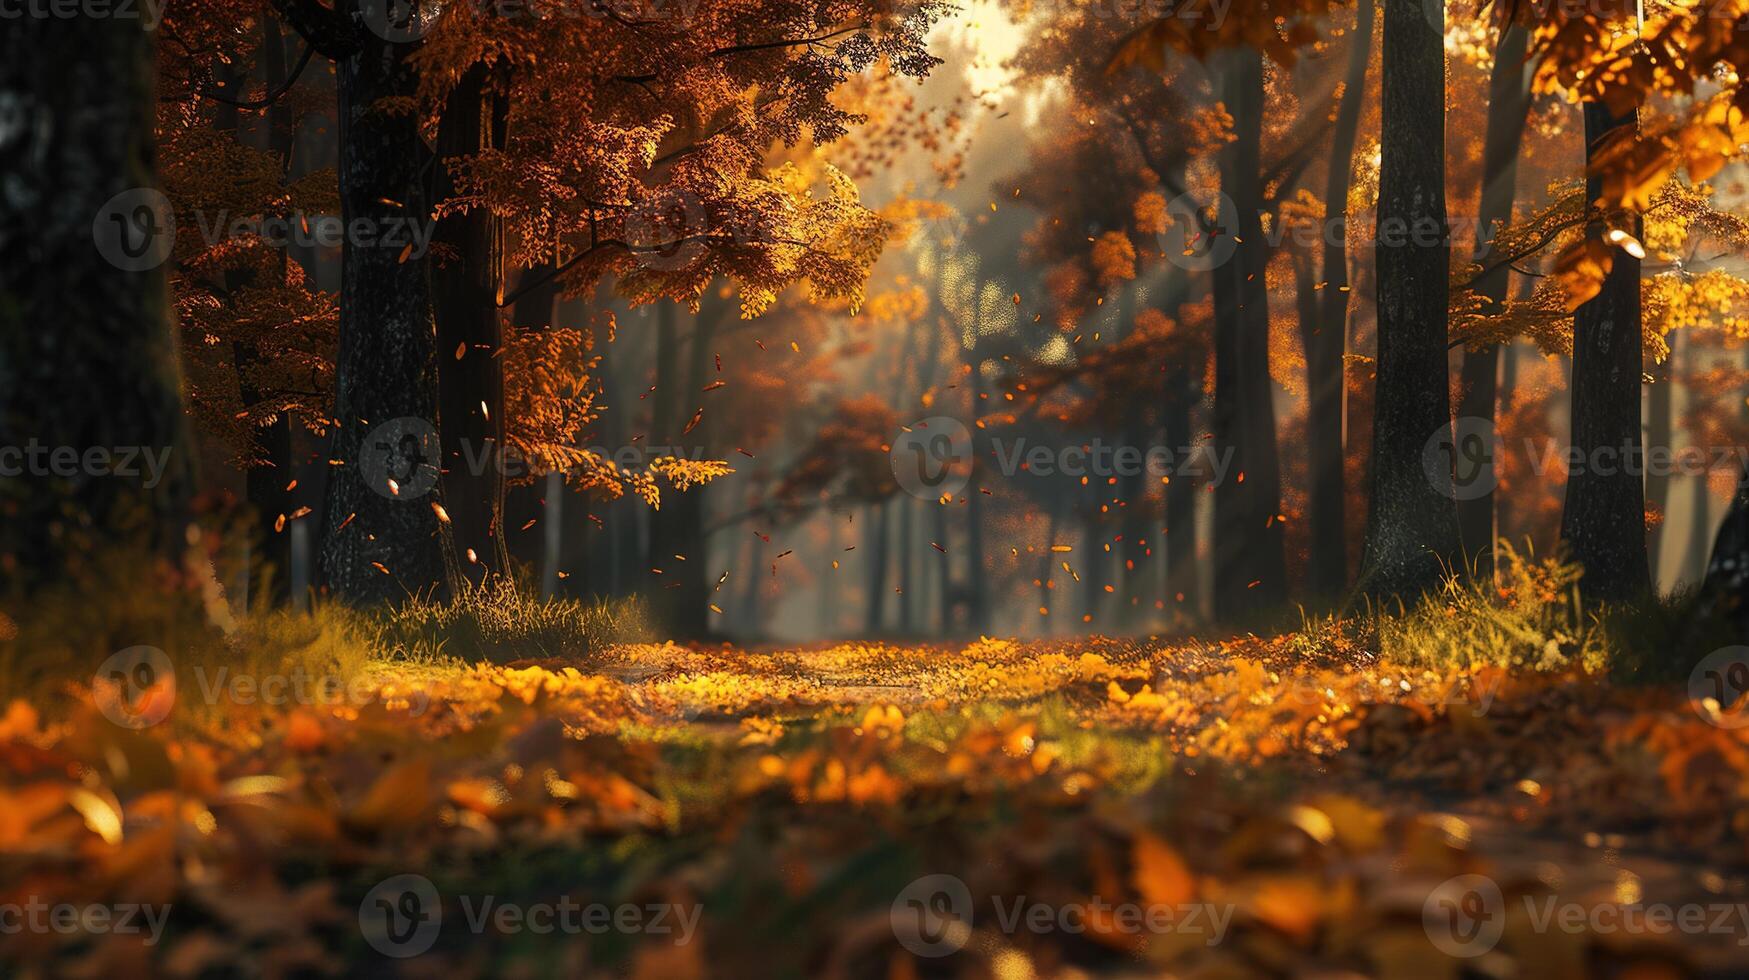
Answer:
[5,0,1749,975]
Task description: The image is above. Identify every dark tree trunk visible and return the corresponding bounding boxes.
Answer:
[965,362,990,633]
[265,6,450,604]
[1646,326,1676,584]
[865,500,891,633]
[507,264,562,580]
[1456,22,1532,572]
[1360,0,1462,599]
[434,65,510,589]
[1163,374,1199,617]
[647,301,715,638]
[0,14,195,588]
[1306,0,1372,597]
[1559,101,1650,600]
[236,21,301,608]
[1699,472,1749,637]
[1681,472,1712,583]
[1212,46,1287,618]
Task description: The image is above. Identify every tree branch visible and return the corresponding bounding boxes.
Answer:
[266,0,360,61]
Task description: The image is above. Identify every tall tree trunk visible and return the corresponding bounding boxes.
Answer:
[647,300,715,637]
[865,500,891,633]
[1163,375,1199,618]
[1560,101,1650,600]
[1306,0,1372,596]
[1359,0,1462,598]
[1212,47,1287,618]
[1456,22,1532,572]
[268,8,449,604]
[646,301,679,603]
[435,65,510,589]
[0,13,195,588]
[236,21,301,608]
[1646,326,1676,586]
[1700,471,1749,636]
[507,263,561,579]
[965,360,991,633]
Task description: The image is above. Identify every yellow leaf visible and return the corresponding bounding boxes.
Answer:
[1131,833,1195,907]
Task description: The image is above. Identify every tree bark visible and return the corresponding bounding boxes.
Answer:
[0,14,195,589]
[237,21,301,608]
[1305,0,1373,597]
[647,300,715,638]
[1645,325,1676,585]
[1456,22,1532,572]
[265,4,448,604]
[1559,101,1651,600]
[1212,46,1288,618]
[1359,0,1462,599]
[435,65,510,589]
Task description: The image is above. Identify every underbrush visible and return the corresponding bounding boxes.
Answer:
[1289,542,1721,681]
[368,576,652,663]
[0,562,650,721]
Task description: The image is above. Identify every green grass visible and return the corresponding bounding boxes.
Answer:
[367,576,652,664]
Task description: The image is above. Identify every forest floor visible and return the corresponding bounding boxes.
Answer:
[6,620,1749,977]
